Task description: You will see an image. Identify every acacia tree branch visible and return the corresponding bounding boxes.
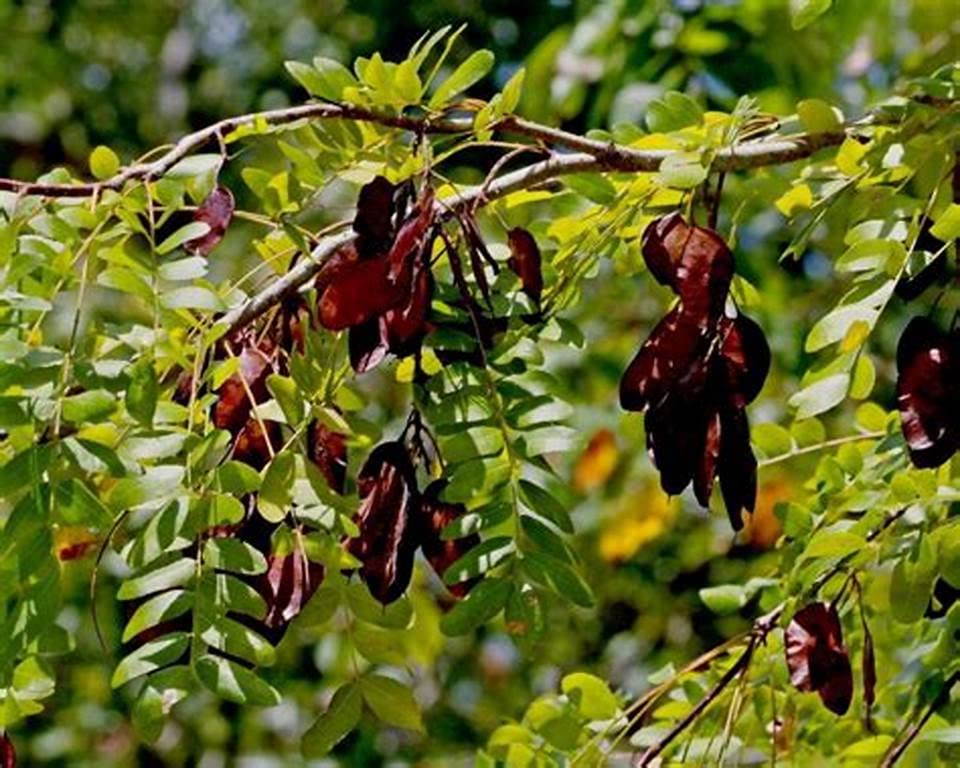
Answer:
[219,151,600,332]
[0,99,875,198]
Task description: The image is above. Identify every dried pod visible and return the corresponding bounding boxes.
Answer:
[212,341,275,435]
[349,442,421,605]
[306,420,347,494]
[317,255,403,331]
[719,315,771,407]
[640,210,688,287]
[186,186,235,256]
[259,553,324,630]
[785,602,853,715]
[420,480,480,598]
[348,316,390,374]
[232,419,280,470]
[896,316,960,468]
[0,732,14,768]
[381,254,434,356]
[354,175,398,258]
[716,406,757,530]
[507,227,543,305]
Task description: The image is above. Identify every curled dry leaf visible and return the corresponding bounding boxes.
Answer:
[186,185,235,256]
[348,441,421,605]
[896,316,960,468]
[507,227,543,305]
[420,480,480,598]
[785,602,853,715]
[306,420,347,494]
[620,213,769,530]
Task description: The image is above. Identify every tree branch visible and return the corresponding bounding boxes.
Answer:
[219,151,600,333]
[0,100,874,198]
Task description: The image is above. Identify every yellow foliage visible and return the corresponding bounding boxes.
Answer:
[599,485,677,563]
[572,429,619,493]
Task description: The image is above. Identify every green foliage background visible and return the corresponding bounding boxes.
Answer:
[0,1,959,766]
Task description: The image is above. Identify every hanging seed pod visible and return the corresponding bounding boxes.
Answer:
[185,186,235,256]
[306,420,347,494]
[348,442,421,605]
[507,227,543,306]
[419,480,480,598]
[785,602,853,715]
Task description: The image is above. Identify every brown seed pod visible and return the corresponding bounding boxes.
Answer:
[785,602,853,715]
[186,186,235,256]
[419,480,480,598]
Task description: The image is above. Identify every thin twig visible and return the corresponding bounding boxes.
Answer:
[880,671,960,767]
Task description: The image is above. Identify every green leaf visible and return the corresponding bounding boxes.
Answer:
[699,585,749,615]
[849,355,875,399]
[303,682,363,757]
[195,654,280,706]
[657,153,708,189]
[259,451,296,523]
[796,99,841,134]
[790,0,832,29]
[156,222,211,255]
[214,461,262,495]
[126,362,159,427]
[443,536,515,584]
[519,480,573,533]
[565,173,617,205]
[111,633,191,687]
[122,590,193,642]
[522,551,595,608]
[646,91,703,132]
[801,529,864,560]
[360,674,424,732]
[118,556,195,600]
[266,374,304,426]
[930,203,960,242]
[89,145,120,180]
[890,538,937,624]
[789,374,850,419]
[500,67,525,113]
[561,673,619,720]
[429,49,495,107]
[62,389,116,423]
[752,423,793,458]
[203,538,267,575]
[440,578,512,636]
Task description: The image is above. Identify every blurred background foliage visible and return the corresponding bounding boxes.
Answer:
[2,0,958,765]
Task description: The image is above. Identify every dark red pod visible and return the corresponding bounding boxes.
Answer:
[186,186,235,256]
[258,553,324,630]
[381,254,434,356]
[640,210,688,288]
[718,314,770,407]
[896,316,960,468]
[232,418,280,471]
[212,341,276,435]
[317,254,406,331]
[306,420,347,494]
[507,227,543,305]
[785,602,853,716]
[354,175,398,258]
[349,442,421,605]
[0,732,14,768]
[420,480,480,599]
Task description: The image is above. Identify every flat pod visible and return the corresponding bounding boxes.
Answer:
[354,175,398,258]
[673,225,734,322]
[306,420,348,494]
[186,185,235,256]
[716,406,757,530]
[896,316,960,468]
[640,211,689,288]
[619,307,709,412]
[212,341,276,435]
[259,553,324,630]
[0,733,13,768]
[381,255,434,356]
[350,441,421,605]
[232,418,280,470]
[317,254,407,331]
[785,602,853,715]
[507,227,543,305]
[420,480,480,598]
[718,314,771,407]
[348,316,389,374]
